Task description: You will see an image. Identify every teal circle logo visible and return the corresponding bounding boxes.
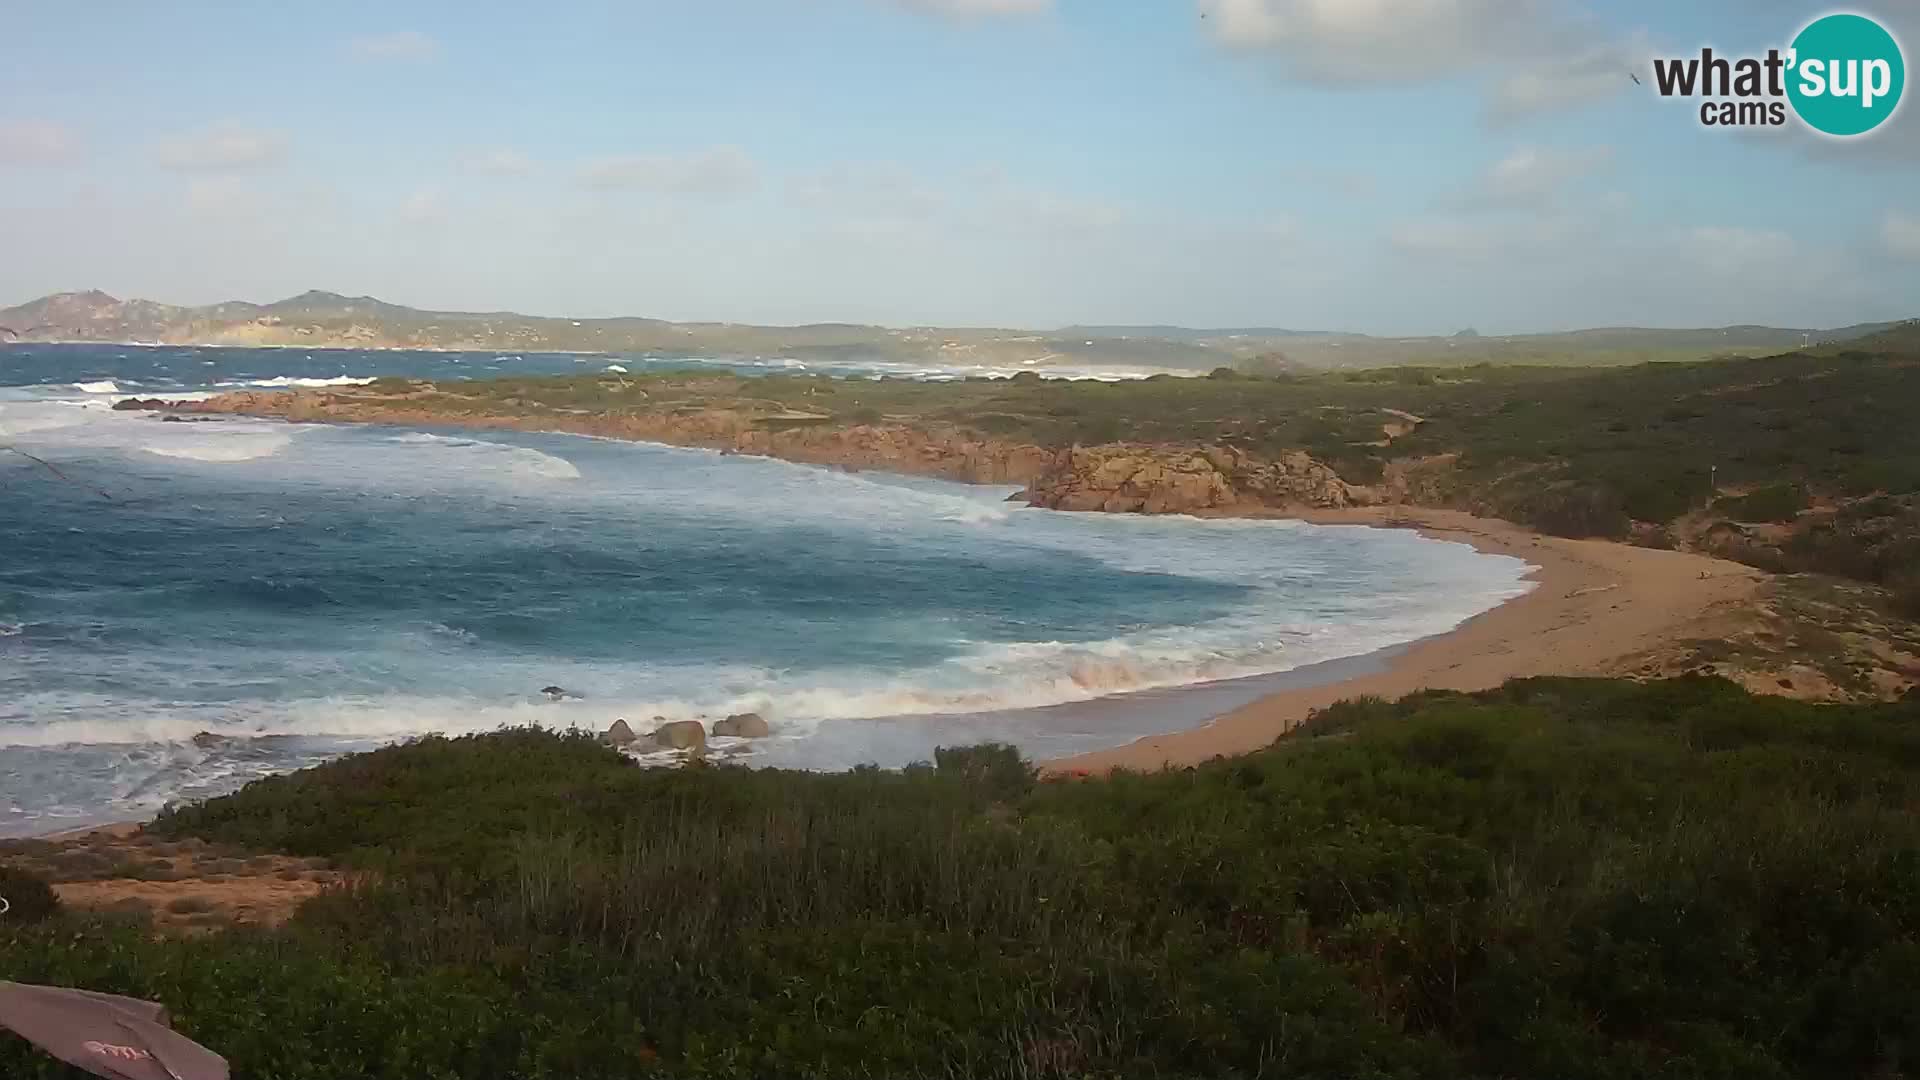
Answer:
[1787,13,1906,137]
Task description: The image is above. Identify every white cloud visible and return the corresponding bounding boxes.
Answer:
[1684,226,1795,277]
[350,31,441,62]
[1884,212,1920,259]
[155,126,287,172]
[184,178,260,216]
[1391,207,1599,261]
[1389,217,1502,259]
[400,186,447,225]
[463,149,536,177]
[1203,0,1561,81]
[1202,0,1645,121]
[1280,164,1380,199]
[1471,145,1612,206]
[1005,191,1138,230]
[1489,34,1650,120]
[1251,213,1298,240]
[0,120,80,166]
[879,0,1050,17]
[579,147,759,196]
[787,162,945,216]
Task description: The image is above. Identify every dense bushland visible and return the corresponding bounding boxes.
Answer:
[0,863,60,922]
[3,677,1917,1078]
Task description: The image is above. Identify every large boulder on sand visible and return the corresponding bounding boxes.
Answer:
[712,712,770,738]
[602,718,637,747]
[651,720,707,751]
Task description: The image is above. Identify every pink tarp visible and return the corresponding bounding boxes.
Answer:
[0,981,228,1080]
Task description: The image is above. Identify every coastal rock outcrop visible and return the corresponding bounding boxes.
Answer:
[1019,445,1353,515]
[712,712,770,738]
[161,389,1360,517]
[651,720,707,751]
[602,719,638,747]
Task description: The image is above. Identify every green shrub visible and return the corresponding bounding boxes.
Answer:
[1892,573,1920,621]
[1524,486,1632,539]
[0,863,60,923]
[1722,483,1810,523]
[933,742,1035,800]
[15,680,1920,1079]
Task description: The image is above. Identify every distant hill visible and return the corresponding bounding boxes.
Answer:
[1815,318,1920,357]
[0,289,1905,371]
[1057,325,1337,341]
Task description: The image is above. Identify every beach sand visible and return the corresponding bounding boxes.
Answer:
[3,821,343,930]
[1048,506,1767,774]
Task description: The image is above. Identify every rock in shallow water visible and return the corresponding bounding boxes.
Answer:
[651,720,707,751]
[712,712,770,738]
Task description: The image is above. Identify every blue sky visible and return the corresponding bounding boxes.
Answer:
[2,0,1916,333]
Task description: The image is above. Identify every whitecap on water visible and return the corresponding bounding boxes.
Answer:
[383,431,581,480]
[144,431,293,463]
[216,375,379,389]
[0,403,87,436]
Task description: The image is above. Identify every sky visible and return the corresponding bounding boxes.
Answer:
[2,0,1917,334]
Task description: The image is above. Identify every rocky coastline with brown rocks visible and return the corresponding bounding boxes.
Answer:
[116,389,1365,517]
[106,383,1873,776]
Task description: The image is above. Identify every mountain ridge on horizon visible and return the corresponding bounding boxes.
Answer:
[1,288,1907,370]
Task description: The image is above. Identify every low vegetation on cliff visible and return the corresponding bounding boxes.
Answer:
[187,343,1920,591]
[4,678,1918,1078]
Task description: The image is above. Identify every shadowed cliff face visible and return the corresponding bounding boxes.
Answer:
[124,388,1362,515]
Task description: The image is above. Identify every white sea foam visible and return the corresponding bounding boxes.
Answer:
[218,375,379,389]
[73,380,122,394]
[383,431,581,480]
[0,574,1531,752]
[144,431,293,463]
[0,404,87,436]
[3,408,1536,827]
[605,364,628,373]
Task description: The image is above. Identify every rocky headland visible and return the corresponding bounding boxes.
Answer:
[119,388,1363,516]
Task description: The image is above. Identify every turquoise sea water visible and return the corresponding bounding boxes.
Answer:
[0,345,1534,835]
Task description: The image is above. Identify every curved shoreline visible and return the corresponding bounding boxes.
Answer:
[112,395,1770,778]
[1049,507,1764,773]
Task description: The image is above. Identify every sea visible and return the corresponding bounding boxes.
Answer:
[0,344,1536,836]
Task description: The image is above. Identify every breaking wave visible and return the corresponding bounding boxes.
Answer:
[2,351,1537,833]
[144,431,293,463]
[218,375,379,389]
[385,431,581,480]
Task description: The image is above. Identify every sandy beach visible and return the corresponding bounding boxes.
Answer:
[19,505,1768,846]
[1049,506,1767,774]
